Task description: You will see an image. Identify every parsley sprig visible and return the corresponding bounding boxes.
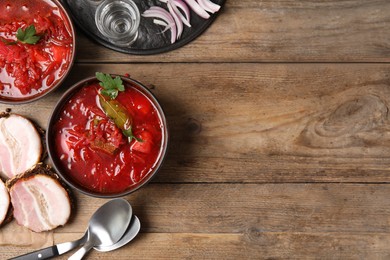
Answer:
[1,25,41,45]
[16,25,41,44]
[96,72,142,143]
[96,72,125,99]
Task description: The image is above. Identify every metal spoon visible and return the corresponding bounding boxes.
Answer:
[94,215,141,252]
[68,198,132,260]
[10,198,132,260]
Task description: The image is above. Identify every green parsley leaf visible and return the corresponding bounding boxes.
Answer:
[96,72,125,99]
[16,25,41,45]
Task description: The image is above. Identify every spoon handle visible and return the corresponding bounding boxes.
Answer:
[10,235,87,260]
[68,241,94,260]
[9,246,59,260]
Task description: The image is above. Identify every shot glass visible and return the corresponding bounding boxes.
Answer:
[95,0,140,46]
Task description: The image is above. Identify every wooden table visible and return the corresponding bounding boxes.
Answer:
[2,0,390,258]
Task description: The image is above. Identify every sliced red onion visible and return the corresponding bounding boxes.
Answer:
[153,19,171,33]
[143,7,177,43]
[172,0,191,27]
[183,0,210,19]
[168,2,183,39]
[159,0,191,28]
[196,0,220,13]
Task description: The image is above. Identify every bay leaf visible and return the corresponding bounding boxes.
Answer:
[98,94,137,142]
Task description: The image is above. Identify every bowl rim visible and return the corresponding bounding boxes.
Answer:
[46,75,169,198]
[0,0,76,104]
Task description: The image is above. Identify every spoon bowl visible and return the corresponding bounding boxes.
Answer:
[95,215,141,252]
[69,198,132,260]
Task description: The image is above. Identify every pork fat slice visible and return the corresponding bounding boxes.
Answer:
[10,175,71,232]
[0,115,42,179]
[0,178,10,225]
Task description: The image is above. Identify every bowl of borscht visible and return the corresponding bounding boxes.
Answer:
[47,73,168,198]
[0,0,75,103]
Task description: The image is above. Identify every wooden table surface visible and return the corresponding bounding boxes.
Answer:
[2,0,390,259]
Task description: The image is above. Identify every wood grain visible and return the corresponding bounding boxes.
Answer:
[4,183,390,259]
[1,63,390,183]
[1,0,389,257]
[6,232,390,259]
[74,0,390,63]
[54,184,390,234]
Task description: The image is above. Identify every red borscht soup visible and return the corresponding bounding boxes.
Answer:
[51,77,166,195]
[0,0,74,101]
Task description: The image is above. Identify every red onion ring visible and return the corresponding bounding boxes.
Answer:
[168,2,183,39]
[146,0,220,43]
[183,0,210,19]
[142,7,177,43]
[153,19,172,33]
[159,0,191,28]
[196,0,220,13]
[172,0,191,27]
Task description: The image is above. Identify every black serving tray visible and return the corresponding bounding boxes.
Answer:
[63,0,225,55]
